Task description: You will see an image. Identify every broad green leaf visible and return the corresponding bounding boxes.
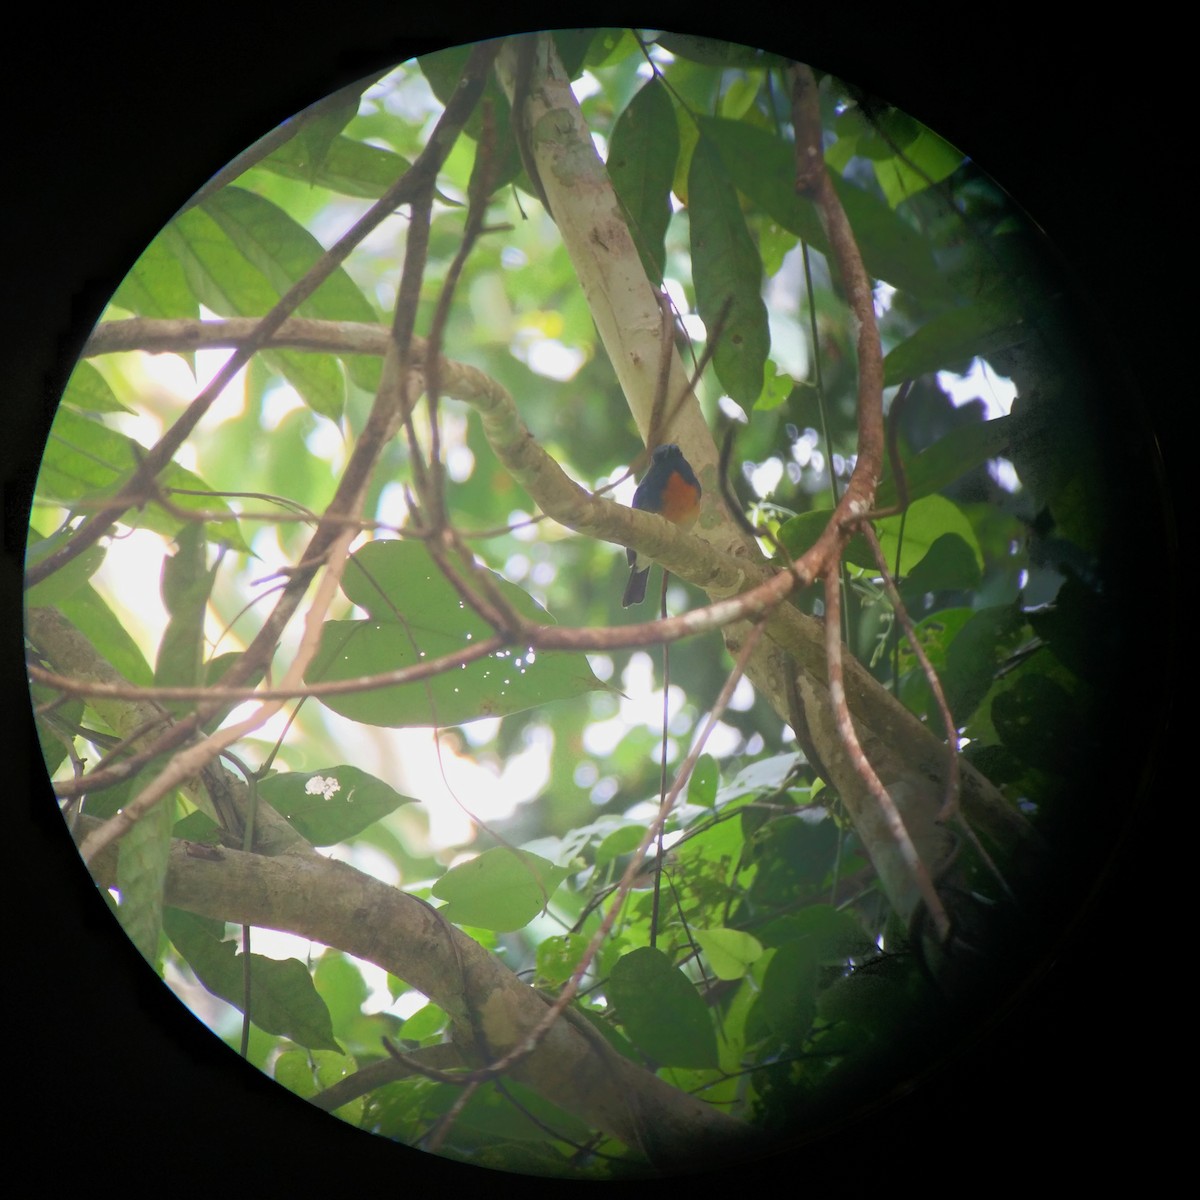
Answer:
[607,946,718,1068]
[696,116,956,304]
[260,133,413,198]
[898,532,982,603]
[454,1079,593,1147]
[762,905,874,961]
[876,415,1013,510]
[873,124,964,209]
[883,302,1027,385]
[608,77,678,283]
[693,927,763,980]
[942,605,1029,721]
[36,406,248,551]
[714,752,803,805]
[56,583,155,687]
[757,940,818,1046]
[259,765,416,845]
[164,908,340,1051]
[112,233,198,320]
[875,495,984,575]
[312,950,371,1038]
[116,792,175,965]
[594,824,647,868]
[755,360,795,411]
[200,188,377,328]
[59,360,133,414]
[687,754,719,807]
[431,848,567,932]
[688,136,769,406]
[29,682,83,775]
[898,606,976,719]
[401,1003,449,1043]
[24,526,106,607]
[781,495,982,576]
[275,1049,362,1122]
[290,85,361,186]
[306,540,603,727]
[166,187,380,415]
[536,933,592,987]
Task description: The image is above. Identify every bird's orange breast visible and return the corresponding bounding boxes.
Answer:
[659,471,700,526]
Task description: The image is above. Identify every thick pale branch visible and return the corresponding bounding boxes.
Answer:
[81,821,759,1169]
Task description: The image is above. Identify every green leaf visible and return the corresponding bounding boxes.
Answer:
[401,1003,449,1043]
[688,136,770,406]
[876,415,1013,510]
[757,940,818,1046]
[608,77,678,283]
[875,495,984,575]
[306,540,603,727]
[260,133,413,198]
[164,908,340,1051]
[714,752,803,804]
[24,526,106,607]
[60,360,133,414]
[872,124,963,209]
[275,1048,362,1122]
[898,532,982,604]
[166,187,381,415]
[419,45,523,193]
[940,605,1029,721]
[57,582,154,688]
[696,116,956,304]
[755,360,795,411]
[258,765,416,845]
[687,754,719,807]
[36,407,249,551]
[431,848,568,932]
[112,233,199,320]
[291,86,361,186]
[780,495,982,576]
[594,824,647,868]
[762,905,874,960]
[536,933,592,987]
[607,946,718,1068]
[116,792,175,965]
[693,927,763,980]
[883,302,1027,385]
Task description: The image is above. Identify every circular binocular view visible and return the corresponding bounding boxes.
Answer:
[23,28,1168,1181]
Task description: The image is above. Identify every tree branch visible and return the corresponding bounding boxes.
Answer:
[80,818,761,1170]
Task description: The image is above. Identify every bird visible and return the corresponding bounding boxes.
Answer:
[622,443,702,607]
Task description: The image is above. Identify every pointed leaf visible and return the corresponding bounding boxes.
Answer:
[37,406,248,550]
[258,765,416,845]
[608,78,678,283]
[693,927,763,980]
[116,792,175,965]
[688,136,769,405]
[607,946,718,1068]
[697,116,956,304]
[306,540,604,727]
[431,848,567,932]
[883,301,1028,385]
[164,908,340,1051]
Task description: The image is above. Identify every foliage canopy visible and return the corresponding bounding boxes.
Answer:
[22,28,1166,1180]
